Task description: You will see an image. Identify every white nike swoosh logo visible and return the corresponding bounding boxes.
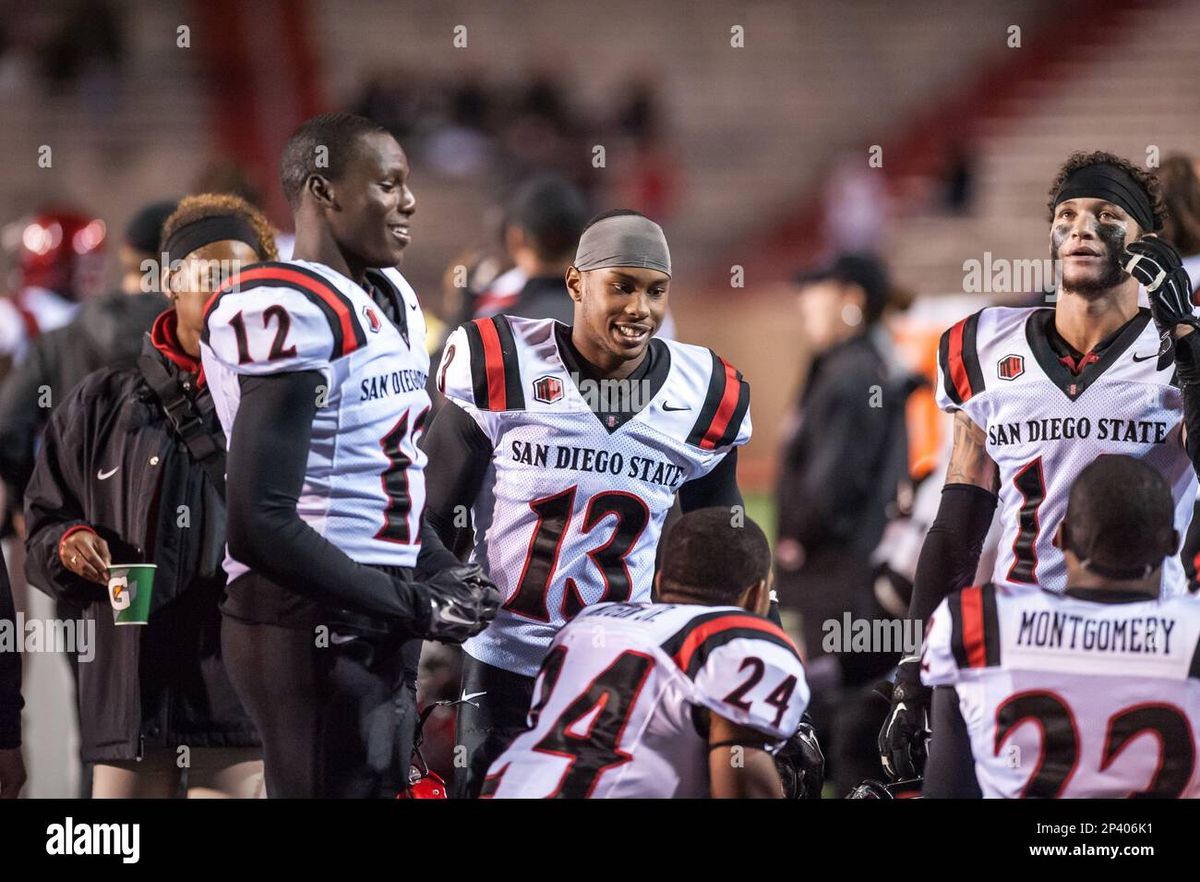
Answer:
[97,467,119,480]
[460,690,487,706]
[439,608,477,626]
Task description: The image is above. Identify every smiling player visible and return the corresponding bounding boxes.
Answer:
[422,209,753,797]
[201,113,498,797]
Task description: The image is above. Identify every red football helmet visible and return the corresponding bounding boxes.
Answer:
[18,209,108,299]
[396,769,448,799]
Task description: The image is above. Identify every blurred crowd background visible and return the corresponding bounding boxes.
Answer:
[2,0,1199,795]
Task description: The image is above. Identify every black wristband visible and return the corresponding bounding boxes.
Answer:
[1174,332,1200,386]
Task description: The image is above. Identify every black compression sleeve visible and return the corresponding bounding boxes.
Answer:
[923,686,982,798]
[678,448,743,511]
[225,372,428,627]
[908,483,998,622]
[417,516,462,580]
[1173,333,1200,470]
[420,401,493,559]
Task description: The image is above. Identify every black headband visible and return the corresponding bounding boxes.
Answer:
[1053,163,1156,232]
[162,214,261,267]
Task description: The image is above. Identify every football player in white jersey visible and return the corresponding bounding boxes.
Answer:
[924,456,1200,798]
[200,113,499,797]
[881,151,1200,781]
[422,210,753,797]
[484,508,813,798]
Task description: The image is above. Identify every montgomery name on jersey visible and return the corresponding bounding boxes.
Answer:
[437,315,751,677]
[483,601,808,798]
[201,259,431,581]
[923,582,1200,798]
[937,306,1197,595]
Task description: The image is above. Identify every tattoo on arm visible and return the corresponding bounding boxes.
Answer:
[945,411,999,491]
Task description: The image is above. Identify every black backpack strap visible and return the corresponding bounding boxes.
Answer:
[137,348,227,497]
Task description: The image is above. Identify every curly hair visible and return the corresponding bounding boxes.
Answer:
[1159,155,1200,256]
[1046,151,1166,231]
[160,193,278,261]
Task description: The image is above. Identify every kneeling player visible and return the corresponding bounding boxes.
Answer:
[482,509,809,799]
[923,455,1200,798]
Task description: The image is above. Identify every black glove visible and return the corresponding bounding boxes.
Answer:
[1124,235,1198,368]
[876,656,930,781]
[775,713,825,799]
[412,564,500,644]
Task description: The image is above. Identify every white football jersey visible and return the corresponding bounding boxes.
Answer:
[201,260,431,581]
[936,306,1196,596]
[484,601,808,798]
[437,316,751,677]
[923,582,1200,798]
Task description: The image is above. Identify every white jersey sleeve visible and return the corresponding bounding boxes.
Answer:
[686,615,809,741]
[666,343,752,480]
[920,595,962,687]
[435,321,506,443]
[934,308,987,423]
[203,261,368,376]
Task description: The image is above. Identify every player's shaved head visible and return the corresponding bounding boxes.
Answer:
[1062,455,1177,582]
[659,508,770,605]
[280,112,390,208]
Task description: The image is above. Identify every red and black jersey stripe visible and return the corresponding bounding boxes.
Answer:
[201,261,367,360]
[462,315,526,411]
[661,610,799,679]
[948,582,1001,669]
[938,310,986,406]
[686,351,750,450]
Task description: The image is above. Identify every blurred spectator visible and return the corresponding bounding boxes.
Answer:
[774,253,912,793]
[0,208,107,371]
[42,0,122,92]
[1159,154,1200,291]
[424,71,496,178]
[475,174,589,324]
[941,138,975,215]
[822,153,890,257]
[612,76,679,220]
[1159,154,1200,588]
[354,67,424,142]
[0,200,175,507]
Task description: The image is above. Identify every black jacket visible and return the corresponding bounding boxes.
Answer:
[23,320,258,761]
[0,291,163,498]
[776,331,912,557]
[0,544,21,749]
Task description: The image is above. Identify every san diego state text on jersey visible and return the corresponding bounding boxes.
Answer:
[200,260,431,581]
[437,315,751,677]
[483,601,808,798]
[923,582,1200,798]
[936,306,1197,596]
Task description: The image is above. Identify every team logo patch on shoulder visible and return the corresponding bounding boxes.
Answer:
[532,375,564,404]
[362,305,381,333]
[997,354,1024,381]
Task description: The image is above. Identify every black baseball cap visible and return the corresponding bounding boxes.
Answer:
[794,252,891,321]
